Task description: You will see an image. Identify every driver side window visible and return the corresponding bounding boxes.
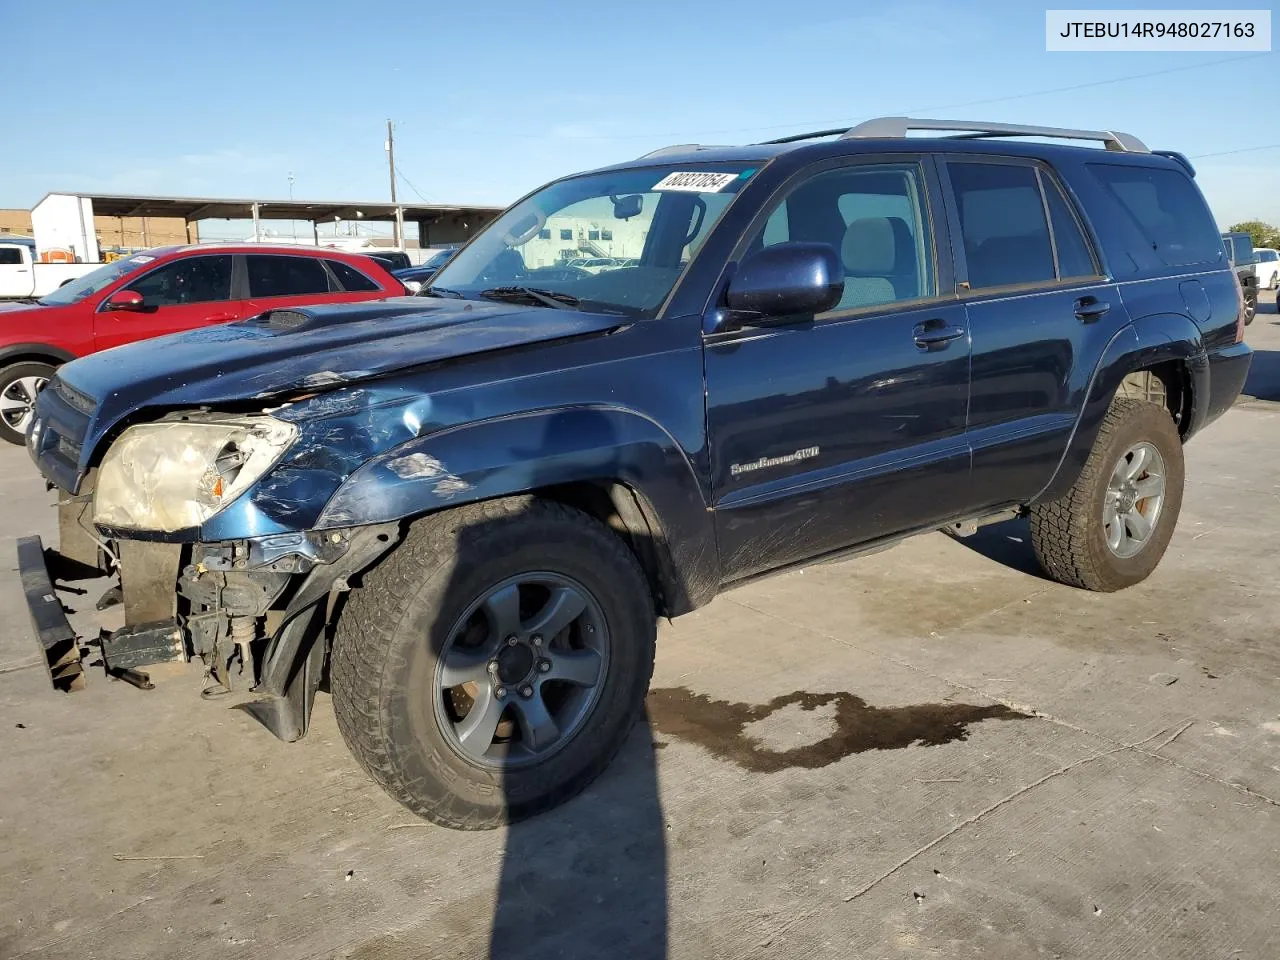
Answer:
[128,256,233,307]
[748,163,935,313]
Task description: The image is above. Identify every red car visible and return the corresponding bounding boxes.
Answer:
[0,244,404,444]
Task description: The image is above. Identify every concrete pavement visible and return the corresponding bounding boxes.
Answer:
[1,294,1278,959]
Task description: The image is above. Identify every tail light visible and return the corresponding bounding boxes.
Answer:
[1232,272,1246,344]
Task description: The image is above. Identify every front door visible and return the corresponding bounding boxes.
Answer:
[705,159,973,582]
[94,253,244,350]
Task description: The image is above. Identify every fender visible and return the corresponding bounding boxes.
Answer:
[0,342,76,366]
[315,405,720,613]
[1035,312,1207,504]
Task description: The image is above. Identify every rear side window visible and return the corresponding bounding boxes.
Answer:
[1042,178,1098,279]
[327,259,380,292]
[0,247,23,265]
[1089,164,1222,266]
[948,162,1055,289]
[247,255,331,298]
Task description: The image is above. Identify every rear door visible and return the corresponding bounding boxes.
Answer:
[94,253,243,351]
[243,254,387,315]
[943,157,1122,504]
[705,157,973,581]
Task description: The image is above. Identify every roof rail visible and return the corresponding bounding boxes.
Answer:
[842,117,1149,153]
[760,128,848,145]
[636,143,731,160]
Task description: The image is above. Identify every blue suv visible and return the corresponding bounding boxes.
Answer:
[21,117,1252,827]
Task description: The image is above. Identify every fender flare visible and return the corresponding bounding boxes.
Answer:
[315,405,720,613]
[1034,313,1207,504]
[0,342,75,367]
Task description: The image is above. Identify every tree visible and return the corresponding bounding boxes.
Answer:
[1228,220,1280,249]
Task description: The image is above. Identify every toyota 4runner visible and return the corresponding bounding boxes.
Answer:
[20,118,1253,828]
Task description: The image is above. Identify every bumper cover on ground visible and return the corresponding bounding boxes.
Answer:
[16,535,84,692]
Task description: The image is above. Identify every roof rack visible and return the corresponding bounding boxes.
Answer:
[842,117,1149,153]
[636,143,731,159]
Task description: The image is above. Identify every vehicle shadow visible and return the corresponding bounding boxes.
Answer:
[1245,348,1280,402]
[428,409,669,959]
[946,516,1050,581]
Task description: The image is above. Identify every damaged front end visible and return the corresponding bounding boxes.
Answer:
[20,404,402,741]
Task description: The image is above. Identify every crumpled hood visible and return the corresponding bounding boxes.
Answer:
[49,297,624,467]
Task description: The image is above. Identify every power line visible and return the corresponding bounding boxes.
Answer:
[500,51,1272,142]
[395,166,438,203]
[1190,142,1280,160]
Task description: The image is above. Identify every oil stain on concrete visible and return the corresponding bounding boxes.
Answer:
[647,688,1029,773]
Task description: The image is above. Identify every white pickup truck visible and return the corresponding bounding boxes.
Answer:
[0,241,99,300]
[1253,247,1280,290]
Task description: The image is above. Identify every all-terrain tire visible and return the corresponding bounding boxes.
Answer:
[329,496,656,829]
[1030,398,1184,592]
[0,361,55,446]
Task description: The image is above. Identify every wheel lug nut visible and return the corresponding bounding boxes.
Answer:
[538,660,550,673]
[531,634,542,646]
[506,636,518,647]
[519,685,533,698]
[495,686,507,699]
[487,661,499,674]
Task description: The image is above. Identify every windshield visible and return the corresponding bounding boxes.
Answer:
[38,254,157,306]
[427,163,757,317]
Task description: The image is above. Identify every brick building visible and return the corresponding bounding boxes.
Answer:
[0,207,196,250]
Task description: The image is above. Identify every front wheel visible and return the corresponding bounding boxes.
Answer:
[1030,398,1184,592]
[330,497,656,829]
[0,361,55,445]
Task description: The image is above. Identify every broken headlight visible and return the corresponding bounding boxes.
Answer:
[94,417,297,532]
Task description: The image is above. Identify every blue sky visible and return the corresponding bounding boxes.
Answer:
[2,0,1277,236]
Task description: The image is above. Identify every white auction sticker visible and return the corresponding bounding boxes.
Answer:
[651,171,739,193]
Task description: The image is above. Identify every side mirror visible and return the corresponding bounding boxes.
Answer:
[725,242,843,322]
[105,289,145,311]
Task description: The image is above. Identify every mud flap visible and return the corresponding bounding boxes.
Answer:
[16,536,85,692]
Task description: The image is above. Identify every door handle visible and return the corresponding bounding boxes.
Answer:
[1074,296,1111,323]
[912,321,966,350]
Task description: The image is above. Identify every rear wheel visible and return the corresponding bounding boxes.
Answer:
[1243,285,1258,325]
[330,497,656,829]
[1030,398,1184,592]
[0,361,55,445]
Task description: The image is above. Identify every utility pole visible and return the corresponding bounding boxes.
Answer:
[288,171,296,241]
[385,119,402,249]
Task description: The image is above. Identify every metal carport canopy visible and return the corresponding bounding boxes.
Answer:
[63,192,505,225]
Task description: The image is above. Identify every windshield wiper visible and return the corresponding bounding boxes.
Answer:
[421,285,465,299]
[478,286,579,310]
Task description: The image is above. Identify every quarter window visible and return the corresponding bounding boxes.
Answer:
[127,255,233,306]
[1089,164,1222,266]
[948,162,1055,289]
[247,255,331,298]
[327,259,380,292]
[747,162,934,312]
